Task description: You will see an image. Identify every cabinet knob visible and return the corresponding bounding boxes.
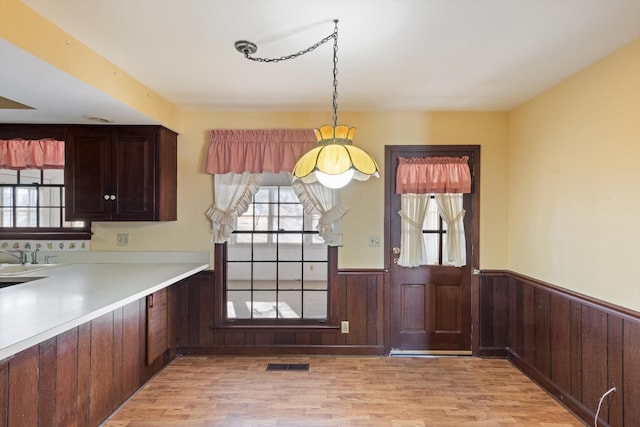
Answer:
[110,195,116,200]
[104,195,109,200]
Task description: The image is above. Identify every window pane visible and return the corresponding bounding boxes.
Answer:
[305,262,327,281]
[228,261,252,281]
[423,198,439,230]
[0,171,17,184]
[278,187,298,203]
[0,208,13,227]
[279,261,301,281]
[15,207,37,227]
[228,245,250,261]
[19,169,41,184]
[227,290,251,319]
[279,214,303,231]
[423,234,440,265]
[303,290,328,319]
[253,203,271,230]
[280,280,302,290]
[279,291,302,318]
[42,169,63,185]
[278,232,302,245]
[252,291,278,318]
[304,247,328,262]
[253,188,271,202]
[39,208,61,227]
[236,214,254,232]
[39,187,62,207]
[254,243,277,261]
[280,243,301,261]
[1,188,13,207]
[252,232,268,244]
[254,262,276,281]
[15,187,36,206]
[304,213,321,231]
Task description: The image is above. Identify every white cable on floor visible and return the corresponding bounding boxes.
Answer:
[594,386,616,427]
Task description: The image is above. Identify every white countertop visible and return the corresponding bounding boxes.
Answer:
[0,262,208,361]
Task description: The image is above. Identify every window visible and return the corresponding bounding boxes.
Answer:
[423,195,449,265]
[226,183,329,322]
[0,168,89,238]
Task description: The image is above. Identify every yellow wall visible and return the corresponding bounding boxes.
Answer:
[508,39,640,310]
[93,110,509,270]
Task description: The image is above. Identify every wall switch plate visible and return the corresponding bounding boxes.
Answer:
[368,235,381,247]
[117,234,130,246]
[341,321,349,333]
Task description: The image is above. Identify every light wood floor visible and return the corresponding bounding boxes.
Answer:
[104,356,584,427]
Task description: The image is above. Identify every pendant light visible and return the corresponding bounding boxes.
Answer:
[234,20,379,189]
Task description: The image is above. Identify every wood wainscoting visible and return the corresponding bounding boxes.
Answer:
[478,270,640,426]
[171,269,385,355]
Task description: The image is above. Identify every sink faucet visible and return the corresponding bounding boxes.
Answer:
[0,249,26,264]
[31,247,40,264]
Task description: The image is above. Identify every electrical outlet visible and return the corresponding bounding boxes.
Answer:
[368,235,381,247]
[341,321,349,333]
[117,234,130,246]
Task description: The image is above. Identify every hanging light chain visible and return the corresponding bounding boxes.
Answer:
[331,20,339,128]
[241,27,337,63]
[238,20,341,129]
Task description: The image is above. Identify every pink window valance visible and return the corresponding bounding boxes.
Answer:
[0,139,65,170]
[206,129,317,174]
[396,156,472,194]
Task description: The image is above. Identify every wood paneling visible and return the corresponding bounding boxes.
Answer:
[55,328,78,427]
[8,346,38,427]
[37,338,57,427]
[90,312,115,426]
[173,269,385,355]
[478,270,640,427]
[0,277,183,426]
[0,359,8,427]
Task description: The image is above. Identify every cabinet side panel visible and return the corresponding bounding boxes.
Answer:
[157,127,178,221]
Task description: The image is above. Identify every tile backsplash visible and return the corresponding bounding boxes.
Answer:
[0,240,90,252]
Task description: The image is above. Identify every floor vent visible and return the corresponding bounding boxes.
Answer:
[266,363,309,371]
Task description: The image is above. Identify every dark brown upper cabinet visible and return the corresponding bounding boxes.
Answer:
[65,125,177,221]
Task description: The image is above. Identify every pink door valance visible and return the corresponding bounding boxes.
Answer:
[396,156,471,194]
[0,139,65,170]
[206,129,317,174]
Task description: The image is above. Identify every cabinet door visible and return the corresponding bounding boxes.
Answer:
[146,288,168,365]
[65,128,112,220]
[111,128,157,220]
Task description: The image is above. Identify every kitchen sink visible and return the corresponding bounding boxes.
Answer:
[0,276,45,289]
[0,263,58,276]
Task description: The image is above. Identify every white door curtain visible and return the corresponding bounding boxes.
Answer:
[395,156,471,267]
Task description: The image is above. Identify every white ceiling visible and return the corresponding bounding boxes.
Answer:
[1,0,639,124]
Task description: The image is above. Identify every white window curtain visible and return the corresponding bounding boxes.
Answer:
[291,176,347,247]
[435,193,466,267]
[397,193,431,267]
[206,172,262,243]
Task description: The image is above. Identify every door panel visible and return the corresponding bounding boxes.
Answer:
[385,145,479,354]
